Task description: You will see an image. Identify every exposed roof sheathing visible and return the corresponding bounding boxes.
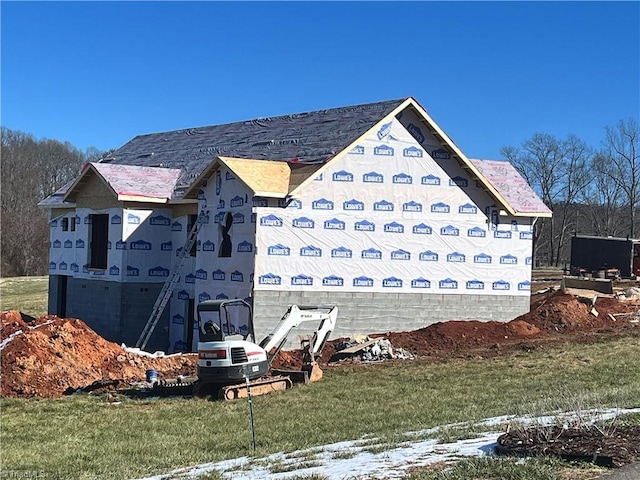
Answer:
[470,159,552,216]
[64,163,182,203]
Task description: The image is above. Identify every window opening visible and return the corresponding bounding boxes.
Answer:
[89,214,109,269]
[218,212,233,257]
[61,218,69,231]
[70,216,76,232]
[187,214,198,257]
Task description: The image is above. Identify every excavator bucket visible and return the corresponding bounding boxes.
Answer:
[302,361,323,383]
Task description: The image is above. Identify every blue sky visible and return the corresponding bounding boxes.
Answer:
[2,1,638,159]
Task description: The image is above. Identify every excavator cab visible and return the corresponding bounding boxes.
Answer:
[197,299,255,343]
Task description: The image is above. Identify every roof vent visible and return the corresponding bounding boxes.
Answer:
[137,152,154,158]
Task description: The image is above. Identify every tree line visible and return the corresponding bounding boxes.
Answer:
[1,127,109,276]
[1,119,638,277]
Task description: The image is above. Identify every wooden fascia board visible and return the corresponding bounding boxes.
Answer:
[63,164,119,203]
[116,195,169,204]
[407,102,521,217]
[288,98,414,198]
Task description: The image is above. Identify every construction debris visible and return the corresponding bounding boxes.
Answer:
[332,337,415,362]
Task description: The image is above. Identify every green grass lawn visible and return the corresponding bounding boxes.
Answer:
[2,333,639,480]
[0,276,49,316]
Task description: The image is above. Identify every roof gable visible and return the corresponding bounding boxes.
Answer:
[64,163,182,203]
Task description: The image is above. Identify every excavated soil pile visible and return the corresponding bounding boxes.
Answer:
[0,311,196,398]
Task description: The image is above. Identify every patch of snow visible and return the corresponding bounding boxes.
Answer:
[132,407,640,480]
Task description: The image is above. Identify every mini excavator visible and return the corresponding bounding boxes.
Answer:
[192,299,337,400]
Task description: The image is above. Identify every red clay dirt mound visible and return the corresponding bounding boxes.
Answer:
[2,291,639,398]
[1,311,196,398]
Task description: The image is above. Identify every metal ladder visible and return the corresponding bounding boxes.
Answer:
[136,214,202,350]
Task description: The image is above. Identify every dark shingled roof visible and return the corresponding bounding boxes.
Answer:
[100,98,406,198]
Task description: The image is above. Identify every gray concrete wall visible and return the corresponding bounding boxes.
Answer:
[252,290,530,350]
[65,278,169,352]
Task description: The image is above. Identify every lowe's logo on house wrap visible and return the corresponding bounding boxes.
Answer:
[48,262,56,270]
[251,213,257,223]
[177,290,189,300]
[349,145,365,155]
[237,241,253,253]
[324,218,345,230]
[293,217,315,229]
[422,174,441,186]
[500,254,518,265]
[374,145,394,156]
[288,199,302,209]
[172,221,183,232]
[109,265,119,276]
[314,173,323,181]
[474,253,493,264]
[377,121,394,140]
[126,266,139,277]
[128,214,141,225]
[70,262,79,273]
[447,252,466,263]
[459,203,477,214]
[432,148,450,160]
[363,171,384,183]
[53,240,61,248]
[230,195,244,207]
[323,275,344,287]
[353,276,374,287]
[403,146,423,158]
[393,173,413,184]
[268,244,291,256]
[254,198,268,207]
[198,188,207,200]
[226,171,235,180]
[312,198,334,210]
[403,201,423,213]
[111,215,122,225]
[355,220,375,232]
[374,200,394,211]
[361,248,383,260]
[115,240,127,250]
[494,230,512,239]
[420,250,439,261]
[450,176,468,188]
[195,269,208,280]
[439,278,458,289]
[198,212,210,224]
[259,273,282,285]
[292,274,314,286]
[520,231,533,240]
[231,270,244,282]
[161,241,172,251]
[173,314,185,325]
[332,170,354,182]
[391,249,411,260]
[199,292,211,303]
[59,262,68,271]
[466,279,485,290]
[331,246,353,259]
[441,225,459,236]
[384,222,404,233]
[468,227,486,238]
[185,274,196,284]
[213,269,226,281]
[413,223,432,234]
[518,281,532,291]
[343,199,364,211]
[203,240,215,252]
[131,240,152,250]
[383,277,403,288]
[217,200,226,210]
[411,277,431,289]
[149,266,170,277]
[431,202,450,213]
[260,214,283,227]
[407,123,425,144]
[150,215,171,226]
[233,213,245,224]
[493,280,511,291]
[300,245,322,257]
[526,256,532,265]
[84,215,92,224]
